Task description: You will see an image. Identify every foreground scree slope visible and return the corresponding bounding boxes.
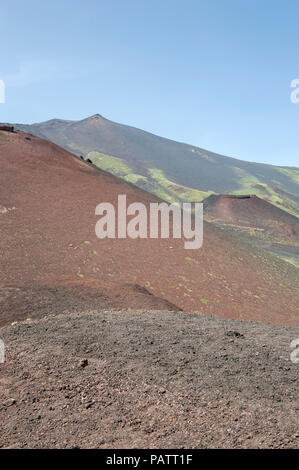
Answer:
[0,129,298,326]
[0,311,298,448]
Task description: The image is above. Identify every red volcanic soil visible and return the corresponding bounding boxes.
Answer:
[0,129,298,326]
[0,281,181,328]
[1,310,298,448]
[271,224,299,242]
[203,194,299,228]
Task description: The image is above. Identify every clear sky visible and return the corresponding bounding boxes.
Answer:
[1,0,298,167]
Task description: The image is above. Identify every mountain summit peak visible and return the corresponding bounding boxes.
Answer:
[79,113,108,125]
[88,113,105,120]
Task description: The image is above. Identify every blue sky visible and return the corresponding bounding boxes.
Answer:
[0,0,298,166]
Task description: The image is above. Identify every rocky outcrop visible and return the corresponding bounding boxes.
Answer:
[0,124,14,132]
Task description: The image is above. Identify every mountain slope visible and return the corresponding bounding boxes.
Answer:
[203,194,299,267]
[15,115,299,216]
[0,128,298,325]
[203,194,299,228]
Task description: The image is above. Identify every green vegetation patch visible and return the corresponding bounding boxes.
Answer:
[148,168,214,203]
[88,152,133,176]
[124,173,148,184]
[278,168,299,184]
[232,167,299,217]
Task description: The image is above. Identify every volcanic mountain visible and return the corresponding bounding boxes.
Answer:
[1,127,298,450]
[202,193,299,267]
[15,114,299,217]
[203,194,299,229]
[0,127,298,326]
[271,223,299,242]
